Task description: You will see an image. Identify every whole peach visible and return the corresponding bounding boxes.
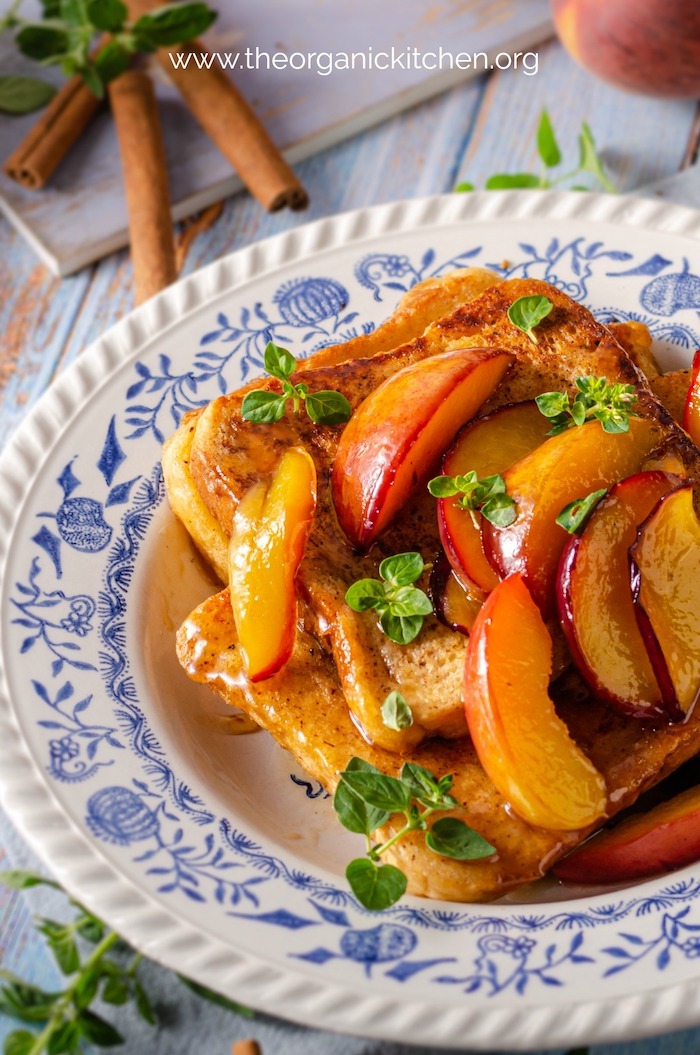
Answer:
[551,0,700,98]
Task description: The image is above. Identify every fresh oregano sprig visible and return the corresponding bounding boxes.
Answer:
[536,375,639,436]
[556,488,607,534]
[334,759,495,910]
[428,471,516,528]
[455,109,617,194]
[507,294,553,344]
[345,552,433,645]
[0,870,251,1054]
[1,0,217,101]
[241,341,351,426]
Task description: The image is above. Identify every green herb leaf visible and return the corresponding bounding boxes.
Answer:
[400,762,441,805]
[380,691,413,731]
[345,578,386,612]
[578,121,617,193]
[379,610,424,645]
[75,913,105,944]
[427,475,461,497]
[77,1009,123,1046]
[240,390,287,423]
[94,40,131,83]
[507,294,554,344]
[536,108,562,168]
[87,0,126,31]
[263,340,296,381]
[484,173,542,190]
[176,976,253,1018]
[0,979,58,1024]
[4,1030,35,1055]
[425,817,496,860]
[379,551,423,587]
[37,919,80,975]
[334,758,390,836]
[133,977,158,1023]
[0,870,61,891]
[47,1019,81,1054]
[338,769,411,814]
[481,492,516,528]
[346,858,407,911]
[454,181,474,193]
[388,586,433,617]
[16,23,70,60]
[556,488,607,534]
[72,965,100,1011]
[536,377,638,435]
[131,2,217,47]
[0,75,56,114]
[305,389,352,425]
[102,976,129,1005]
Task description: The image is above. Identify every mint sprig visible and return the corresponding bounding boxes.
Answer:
[556,488,607,534]
[455,109,617,194]
[536,376,638,436]
[345,552,433,645]
[428,471,516,528]
[242,342,351,426]
[7,1,217,99]
[0,870,251,1054]
[334,759,495,910]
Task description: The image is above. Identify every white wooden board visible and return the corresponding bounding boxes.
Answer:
[0,0,552,274]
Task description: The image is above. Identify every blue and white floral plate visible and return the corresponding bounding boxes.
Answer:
[1,192,700,1051]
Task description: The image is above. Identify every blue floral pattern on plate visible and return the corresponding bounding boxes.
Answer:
[6,226,700,1002]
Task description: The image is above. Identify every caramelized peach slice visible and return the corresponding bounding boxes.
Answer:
[483,416,662,615]
[439,401,550,592]
[683,349,700,446]
[429,558,483,635]
[228,447,317,681]
[558,471,676,719]
[332,348,513,552]
[553,784,700,884]
[464,574,607,831]
[631,483,700,716]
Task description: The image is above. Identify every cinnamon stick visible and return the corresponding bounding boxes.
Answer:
[126,0,308,212]
[3,69,102,189]
[108,70,177,304]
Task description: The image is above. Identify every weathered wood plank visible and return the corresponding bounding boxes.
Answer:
[456,40,696,191]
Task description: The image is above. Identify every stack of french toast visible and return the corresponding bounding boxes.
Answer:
[164,267,700,903]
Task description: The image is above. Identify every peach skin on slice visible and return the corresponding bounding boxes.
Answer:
[464,574,607,831]
[228,446,317,681]
[429,557,483,636]
[553,784,700,884]
[332,347,513,552]
[682,349,700,446]
[558,471,677,720]
[631,483,700,717]
[439,401,550,592]
[482,416,663,616]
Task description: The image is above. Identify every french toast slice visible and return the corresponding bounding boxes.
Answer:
[176,277,698,751]
[177,590,700,902]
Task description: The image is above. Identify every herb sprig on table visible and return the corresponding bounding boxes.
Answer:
[536,376,639,435]
[0,870,250,1055]
[345,552,433,645]
[428,471,516,528]
[0,0,217,111]
[455,109,617,194]
[241,341,351,426]
[334,759,495,910]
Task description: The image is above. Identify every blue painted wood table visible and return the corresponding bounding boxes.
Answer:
[1,34,699,1055]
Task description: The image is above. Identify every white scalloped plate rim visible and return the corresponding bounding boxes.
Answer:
[1,191,700,1051]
